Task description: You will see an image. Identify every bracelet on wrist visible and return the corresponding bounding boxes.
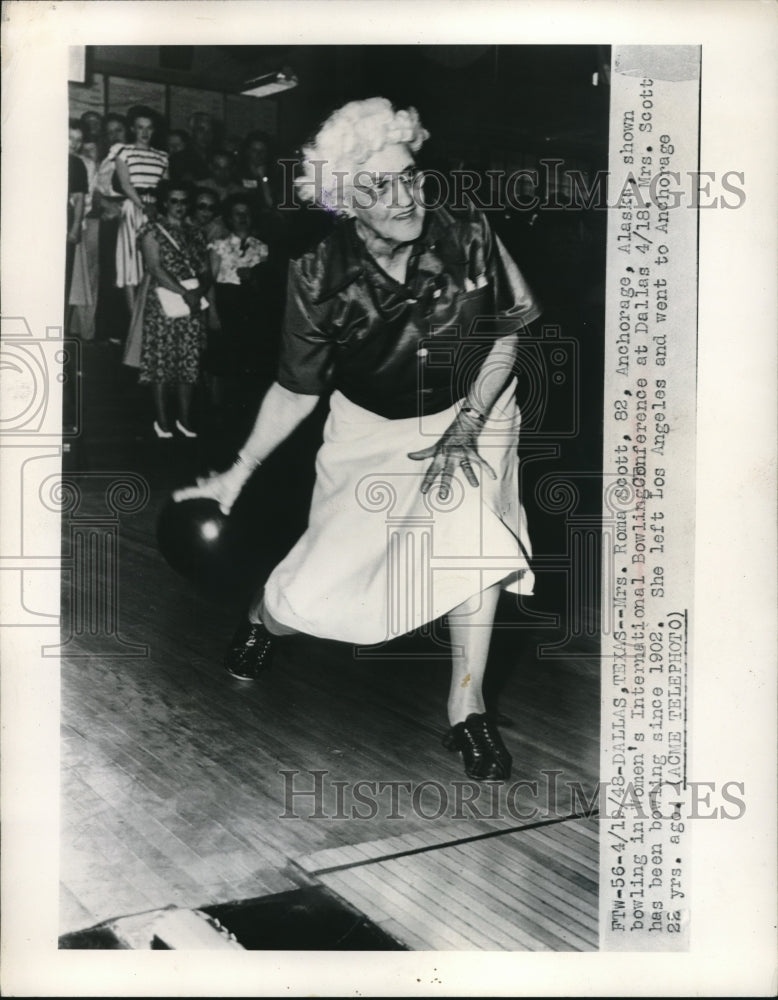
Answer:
[235,450,262,471]
[460,405,487,425]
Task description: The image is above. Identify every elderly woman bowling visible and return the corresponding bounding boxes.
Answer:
[175,98,540,781]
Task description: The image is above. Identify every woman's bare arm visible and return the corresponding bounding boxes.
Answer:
[408,332,520,498]
[463,332,520,418]
[140,231,194,296]
[173,383,320,512]
[238,382,320,466]
[114,154,145,212]
[67,193,85,244]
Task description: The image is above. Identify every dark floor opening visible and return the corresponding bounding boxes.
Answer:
[59,885,407,951]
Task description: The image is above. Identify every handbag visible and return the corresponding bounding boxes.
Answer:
[156,277,208,318]
[153,224,209,318]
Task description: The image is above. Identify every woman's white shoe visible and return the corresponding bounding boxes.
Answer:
[175,420,198,438]
[153,421,173,439]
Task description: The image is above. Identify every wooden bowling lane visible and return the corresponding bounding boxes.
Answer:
[60,466,600,946]
[294,817,598,951]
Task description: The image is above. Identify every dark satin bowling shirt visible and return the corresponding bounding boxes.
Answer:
[277,201,541,419]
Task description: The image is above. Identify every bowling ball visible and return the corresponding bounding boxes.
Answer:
[156,497,239,591]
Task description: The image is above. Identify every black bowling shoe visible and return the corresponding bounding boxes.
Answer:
[224,620,273,680]
[443,712,512,781]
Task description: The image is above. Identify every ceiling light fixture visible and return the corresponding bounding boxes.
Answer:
[241,69,298,98]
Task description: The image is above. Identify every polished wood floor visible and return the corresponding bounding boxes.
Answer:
[307,817,599,951]
[59,342,601,949]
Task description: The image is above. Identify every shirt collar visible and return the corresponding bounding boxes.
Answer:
[311,221,365,303]
[313,206,463,303]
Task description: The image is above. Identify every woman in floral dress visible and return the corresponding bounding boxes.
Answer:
[138,182,211,438]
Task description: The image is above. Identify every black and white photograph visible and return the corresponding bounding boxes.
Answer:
[57,37,608,953]
[1,2,776,996]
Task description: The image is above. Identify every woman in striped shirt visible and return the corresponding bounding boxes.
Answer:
[114,105,169,314]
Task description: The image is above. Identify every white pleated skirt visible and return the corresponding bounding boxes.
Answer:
[115,200,147,289]
[263,380,533,645]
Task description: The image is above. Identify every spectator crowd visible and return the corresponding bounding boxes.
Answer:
[66,105,310,436]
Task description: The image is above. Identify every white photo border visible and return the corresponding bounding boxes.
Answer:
[1,1,776,995]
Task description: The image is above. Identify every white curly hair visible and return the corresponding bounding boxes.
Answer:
[295,97,429,215]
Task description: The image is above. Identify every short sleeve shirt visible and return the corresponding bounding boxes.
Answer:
[95,143,124,199]
[116,145,168,190]
[276,202,541,419]
[208,234,269,284]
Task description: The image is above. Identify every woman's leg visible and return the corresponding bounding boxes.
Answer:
[446,581,502,725]
[176,383,194,428]
[445,580,513,780]
[248,592,299,636]
[124,284,136,316]
[152,382,170,430]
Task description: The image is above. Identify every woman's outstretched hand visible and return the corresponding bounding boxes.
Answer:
[408,411,496,500]
[172,462,253,515]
